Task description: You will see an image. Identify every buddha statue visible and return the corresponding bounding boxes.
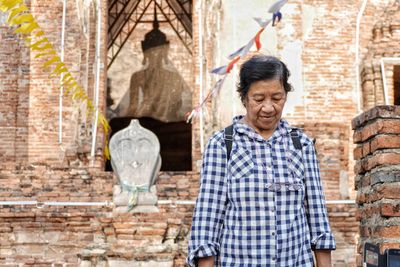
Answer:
[117,9,191,123]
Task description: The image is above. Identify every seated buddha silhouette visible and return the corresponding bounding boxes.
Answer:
[117,13,191,123]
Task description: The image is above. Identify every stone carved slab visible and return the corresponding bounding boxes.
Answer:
[109,119,161,211]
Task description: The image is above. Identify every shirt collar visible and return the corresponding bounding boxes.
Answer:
[232,115,291,143]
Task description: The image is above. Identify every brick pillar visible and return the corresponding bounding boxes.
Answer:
[352,105,400,266]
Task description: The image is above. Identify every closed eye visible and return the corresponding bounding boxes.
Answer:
[251,98,264,104]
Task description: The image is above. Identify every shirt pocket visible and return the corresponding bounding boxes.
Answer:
[273,147,305,192]
[228,147,254,180]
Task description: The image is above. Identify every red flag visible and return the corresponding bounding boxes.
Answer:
[255,28,265,51]
[226,56,241,73]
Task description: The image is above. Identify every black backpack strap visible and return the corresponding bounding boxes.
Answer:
[224,124,234,161]
[290,129,302,150]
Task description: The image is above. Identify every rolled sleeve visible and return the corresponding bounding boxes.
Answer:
[187,133,228,266]
[303,142,336,250]
[187,243,220,267]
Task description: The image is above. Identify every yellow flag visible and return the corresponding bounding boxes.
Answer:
[7,4,26,22]
[0,0,23,12]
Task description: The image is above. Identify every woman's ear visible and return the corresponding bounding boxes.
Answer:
[242,95,248,107]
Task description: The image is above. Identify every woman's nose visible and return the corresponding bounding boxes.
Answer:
[261,100,275,112]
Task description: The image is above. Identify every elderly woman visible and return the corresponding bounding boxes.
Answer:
[187,55,335,266]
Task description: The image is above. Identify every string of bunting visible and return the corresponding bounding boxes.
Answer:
[0,0,111,158]
[186,0,288,123]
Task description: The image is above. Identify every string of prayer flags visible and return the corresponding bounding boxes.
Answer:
[211,56,241,76]
[227,37,254,61]
[253,17,272,28]
[186,75,227,123]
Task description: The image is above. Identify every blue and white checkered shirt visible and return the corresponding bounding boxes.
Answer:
[187,116,335,266]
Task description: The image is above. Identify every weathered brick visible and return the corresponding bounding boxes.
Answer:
[354,145,363,161]
[371,135,400,153]
[352,106,400,129]
[362,141,371,157]
[374,226,400,238]
[380,203,400,217]
[354,161,364,175]
[364,153,400,173]
[369,170,400,186]
[353,130,362,144]
[375,183,400,201]
[355,119,400,143]
[136,228,166,236]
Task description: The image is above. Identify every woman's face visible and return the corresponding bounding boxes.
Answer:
[244,79,287,138]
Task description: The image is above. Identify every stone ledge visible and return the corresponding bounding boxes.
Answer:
[352,105,400,130]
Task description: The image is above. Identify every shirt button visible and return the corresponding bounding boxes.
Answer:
[272,256,276,261]
[271,231,276,236]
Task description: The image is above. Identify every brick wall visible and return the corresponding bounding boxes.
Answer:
[302,123,352,200]
[303,123,358,266]
[0,206,195,266]
[0,165,361,266]
[0,26,29,166]
[0,0,108,168]
[1,0,399,266]
[157,172,199,200]
[0,166,196,266]
[328,205,358,267]
[0,1,197,265]
[353,105,400,266]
